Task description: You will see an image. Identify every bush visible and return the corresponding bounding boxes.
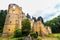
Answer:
[14,29,22,38]
[22,18,31,36]
[17,37,24,40]
[30,32,38,38]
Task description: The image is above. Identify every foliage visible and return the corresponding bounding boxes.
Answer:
[37,36,42,40]
[26,13,31,19]
[14,29,22,38]
[37,16,44,23]
[44,15,60,33]
[0,10,7,33]
[32,16,44,23]
[22,18,31,36]
[30,32,38,38]
[32,16,37,22]
[17,37,24,40]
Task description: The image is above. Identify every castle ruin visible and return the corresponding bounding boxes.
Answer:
[2,4,52,37]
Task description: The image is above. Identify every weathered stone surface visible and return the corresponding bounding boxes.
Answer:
[2,4,26,36]
[30,20,52,36]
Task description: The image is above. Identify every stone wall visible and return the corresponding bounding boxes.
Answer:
[2,4,52,37]
[31,21,52,36]
[2,4,24,36]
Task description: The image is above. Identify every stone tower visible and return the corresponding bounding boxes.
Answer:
[2,4,24,36]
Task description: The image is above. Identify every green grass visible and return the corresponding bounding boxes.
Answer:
[0,36,24,40]
[0,37,17,40]
[1,33,60,40]
[38,33,60,40]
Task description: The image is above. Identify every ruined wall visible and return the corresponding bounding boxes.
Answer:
[45,26,52,34]
[2,4,23,36]
[2,4,52,37]
[30,19,34,30]
[33,21,52,36]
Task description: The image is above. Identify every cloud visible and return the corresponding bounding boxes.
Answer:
[33,7,57,21]
[32,0,60,22]
[55,3,60,9]
[55,3,60,12]
[0,0,60,22]
[43,10,60,22]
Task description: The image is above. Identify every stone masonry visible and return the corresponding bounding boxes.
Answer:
[2,4,52,37]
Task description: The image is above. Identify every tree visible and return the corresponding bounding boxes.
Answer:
[26,13,31,19]
[32,16,37,22]
[22,18,31,36]
[44,15,60,33]
[0,10,7,33]
[14,29,24,40]
[37,16,44,23]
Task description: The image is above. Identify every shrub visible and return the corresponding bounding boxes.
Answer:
[14,29,22,38]
[17,37,24,40]
[22,18,31,36]
[30,32,38,38]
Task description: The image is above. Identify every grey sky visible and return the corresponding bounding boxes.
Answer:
[0,0,60,22]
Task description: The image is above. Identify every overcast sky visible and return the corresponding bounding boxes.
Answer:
[0,0,60,22]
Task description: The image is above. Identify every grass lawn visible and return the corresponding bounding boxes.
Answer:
[0,37,17,40]
[0,33,60,40]
[38,33,60,40]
